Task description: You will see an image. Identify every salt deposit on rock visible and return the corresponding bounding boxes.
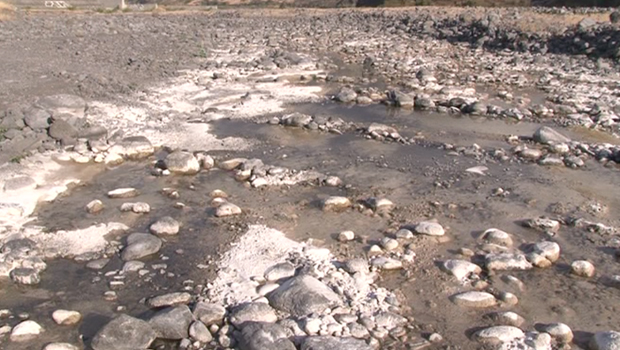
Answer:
[27,222,128,259]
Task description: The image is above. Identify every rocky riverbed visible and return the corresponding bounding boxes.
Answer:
[1,6,620,350]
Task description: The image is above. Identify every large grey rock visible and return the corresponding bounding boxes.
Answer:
[229,302,278,327]
[164,151,200,175]
[301,336,373,350]
[148,305,193,340]
[533,126,570,145]
[268,275,341,317]
[48,119,78,142]
[193,302,226,325]
[91,314,157,350]
[121,233,162,261]
[236,322,296,350]
[590,331,620,350]
[23,107,51,130]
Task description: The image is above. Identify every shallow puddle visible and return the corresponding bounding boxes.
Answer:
[4,101,620,350]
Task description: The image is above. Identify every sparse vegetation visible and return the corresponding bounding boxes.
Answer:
[0,127,7,142]
[10,154,25,164]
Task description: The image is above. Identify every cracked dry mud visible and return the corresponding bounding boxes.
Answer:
[1,6,620,350]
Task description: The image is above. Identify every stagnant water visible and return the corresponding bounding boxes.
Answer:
[3,102,620,350]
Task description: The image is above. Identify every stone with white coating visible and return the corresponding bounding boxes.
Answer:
[543,323,573,343]
[164,151,201,175]
[527,241,561,268]
[147,292,192,308]
[571,260,595,277]
[590,331,620,350]
[442,260,482,280]
[10,320,44,341]
[474,326,524,344]
[450,291,497,308]
[52,310,82,326]
[120,202,150,214]
[337,231,355,242]
[107,188,139,199]
[323,197,352,211]
[149,217,180,236]
[86,200,104,214]
[484,312,525,327]
[215,202,242,217]
[370,256,403,270]
[414,221,445,236]
[380,237,399,251]
[480,228,513,247]
[264,262,296,282]
[43,343,80,350]
[485,253,533,270]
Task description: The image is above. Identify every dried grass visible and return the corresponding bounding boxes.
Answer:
[0,1,16,21]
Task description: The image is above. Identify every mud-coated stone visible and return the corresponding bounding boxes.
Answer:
[301,336,373,350]
[229,302,278,327]
[268,275,341,317]
[236,322,296,350]
[91,314,156,350]
[282,112,313,127]
[215,202,242,217]
[121,233,162,261]
[148,305,193,340]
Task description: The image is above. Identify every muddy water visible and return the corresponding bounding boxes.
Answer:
[4,101,620,350]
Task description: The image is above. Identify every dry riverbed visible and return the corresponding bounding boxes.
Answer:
[0,6,620,350]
